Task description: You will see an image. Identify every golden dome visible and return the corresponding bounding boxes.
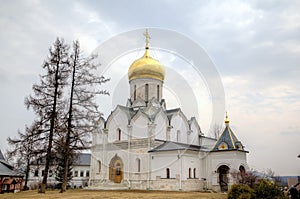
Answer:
[128,29,165,81]
[128,48,165,81]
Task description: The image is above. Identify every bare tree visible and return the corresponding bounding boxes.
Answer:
[59,41,109,192]
[6,121,45,190]
[231,169,258,188]
[25,38,70,193]
[210,123,223,139]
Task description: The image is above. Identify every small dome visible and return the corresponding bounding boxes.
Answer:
[128,48,165,81]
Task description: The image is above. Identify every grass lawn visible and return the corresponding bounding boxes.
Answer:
[0,189,227,199]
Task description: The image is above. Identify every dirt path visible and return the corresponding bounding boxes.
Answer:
[0,190,227,199]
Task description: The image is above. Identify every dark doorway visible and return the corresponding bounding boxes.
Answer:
[218,165,230,192]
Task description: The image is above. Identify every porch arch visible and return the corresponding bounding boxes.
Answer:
[109,155,124,183]
[217,165,230,192]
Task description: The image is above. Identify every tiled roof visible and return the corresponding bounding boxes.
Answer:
[0,150,23,177]
[74,153,91,166]
[118,105,137,119]
[116,105,184,125]
[211,125,246,152]
[31,153,91,166]
[148,141,207,152]
[0,150,5,160]
[166,108,180,121]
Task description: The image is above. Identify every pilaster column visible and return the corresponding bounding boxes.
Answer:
[103,128,108,179]
[167,126,172,141]
[187,130,192,144]
[127,125,132,188]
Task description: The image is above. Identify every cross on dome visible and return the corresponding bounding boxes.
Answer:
[143,28,151,49]
[225,111,230,125]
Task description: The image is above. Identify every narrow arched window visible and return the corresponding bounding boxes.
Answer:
[117,128,121,141]
[188,168,191,178]
[177,130,181,142]
[194,168,196,178]
[145,84,149,102]
[98,160,101,173]
[134,85,136,100]
[166,168,170,179]
[157,85,160,100]
[136,158,141,173]
[239,165,246,176]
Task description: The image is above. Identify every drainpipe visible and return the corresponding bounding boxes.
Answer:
[147,122,155,190]
[147,123,151,190]
[179,150,182,191]
[103,128,108,182]
[127,125,132,189]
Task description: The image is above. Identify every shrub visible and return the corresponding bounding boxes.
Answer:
[228,179,287,199]
[228,184,255,199]
[254,179,286,199]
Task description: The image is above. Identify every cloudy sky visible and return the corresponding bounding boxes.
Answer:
[1,0,299,176]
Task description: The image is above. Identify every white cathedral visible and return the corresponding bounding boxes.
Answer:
[89,31,248,192]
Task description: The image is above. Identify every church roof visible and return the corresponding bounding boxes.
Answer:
[0,161,21,177]
[0,149,5,160]
[166,108,181,124]
[148,141,207,152]
[75,153,91,166]
[166,108,181,116]
[30,153,91,166]
[117,105,137,119]
[115,104,184,125]
[0,150,23,177]
[211,125,247,152]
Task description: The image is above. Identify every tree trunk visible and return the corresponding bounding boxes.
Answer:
[60,43,78,193]
[24,157,30,190]
[40,57,60,193]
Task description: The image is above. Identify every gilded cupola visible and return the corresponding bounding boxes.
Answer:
[128,29,165,82]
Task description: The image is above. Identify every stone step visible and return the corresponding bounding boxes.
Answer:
[86,182,129,190]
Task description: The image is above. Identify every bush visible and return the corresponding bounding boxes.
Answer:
[228,179,287,199]
[254,179,286,199]
[228,184,255,199]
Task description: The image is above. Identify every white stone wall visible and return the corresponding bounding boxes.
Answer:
[89,87,248,192]
[151,152,179,180]
[200,136,217,150]
[71,165,90,187]
[92,118,105,145]
[89,144,153,187]
[131,112,149,139]
[28,164,90,189]
[181,154,201,180]
[153,110,167,140]
[170,113,189,144]
[189,119,201,145]
[206,150,248,192]
[106,107,129,142]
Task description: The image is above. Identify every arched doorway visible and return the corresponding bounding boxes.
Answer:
[109,155,123,183]
[239,165,245,174]
[218,165,230,192]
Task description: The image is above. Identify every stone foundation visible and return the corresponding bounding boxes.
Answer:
[89,179,205,191]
